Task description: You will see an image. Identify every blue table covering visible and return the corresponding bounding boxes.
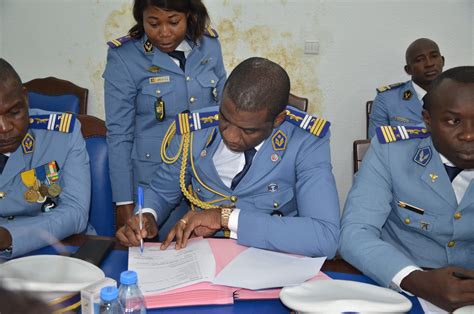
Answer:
[29,245,423,313]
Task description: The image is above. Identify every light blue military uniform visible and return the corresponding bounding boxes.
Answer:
[340,125,474,287]
[0,109,90,258]
[368,80,424,138]
[145,106,340,257]
[103,31,227,206]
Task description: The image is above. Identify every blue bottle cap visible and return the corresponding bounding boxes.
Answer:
[100,286,118,301]
[120,270,138,285]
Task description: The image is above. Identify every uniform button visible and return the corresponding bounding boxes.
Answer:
[230,202,236,207]
[404,217,410,225]
[189,97,196,103]
[0,192,5,199]
[454,212,462,220]
[145,153,151,159]
[230,195,238,202]
[156,89,161,94]
[210,79,215,84]
[448,241,456,248]
[186,76,191,81]
[273,202,279,208]
[196,188,201,192]
[7,216,14,220]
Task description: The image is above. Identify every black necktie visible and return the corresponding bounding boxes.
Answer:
[167,50,186,71]
[231,148,257,190]
[444,164,463,182]
[0,154,8,174]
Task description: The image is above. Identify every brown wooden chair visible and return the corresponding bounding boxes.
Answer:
[353,139,371,173]
[77,115,115,236]
[24,76,88,114]
[289,93,308,112]
[366,100,373,139]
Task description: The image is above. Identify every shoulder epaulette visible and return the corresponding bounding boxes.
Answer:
[376,82,404,93]
[29,113,76,133]
[107,35,133,48]
[376,125,430,144]
[175,111,219,135]
[284,107,330,138]
[204,27,218,38]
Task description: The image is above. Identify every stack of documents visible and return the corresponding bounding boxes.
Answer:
[128,238,329,308]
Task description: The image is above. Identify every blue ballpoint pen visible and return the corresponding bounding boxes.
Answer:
[138,186,144,253]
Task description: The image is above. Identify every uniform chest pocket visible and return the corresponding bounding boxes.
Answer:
[396,200,438,232]
[138,83,178,118]
[196,72,219,104]
[252,188,295,215]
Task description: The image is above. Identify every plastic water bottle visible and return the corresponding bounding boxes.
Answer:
[118,270,147,314]
[99,286,123,314]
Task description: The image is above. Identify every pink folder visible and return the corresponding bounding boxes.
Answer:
[140,238,330,309]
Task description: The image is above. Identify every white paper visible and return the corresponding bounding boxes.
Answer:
[128,239,216,294]
[212,247,326,290]
[418,297,448,313]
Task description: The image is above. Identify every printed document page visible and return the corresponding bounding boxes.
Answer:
[128,238,216,294]
[213,247,326,290]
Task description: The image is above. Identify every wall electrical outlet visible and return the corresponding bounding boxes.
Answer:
[304,41,319,55]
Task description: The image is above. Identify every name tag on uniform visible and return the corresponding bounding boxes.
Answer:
[397,201,424,215]
[149,76,170,84]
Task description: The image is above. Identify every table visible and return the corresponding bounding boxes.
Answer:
[31,235,424,313]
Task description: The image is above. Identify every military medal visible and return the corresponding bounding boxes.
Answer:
[271,153,279,162]
[33,179,46,203]
[39,184,50,197]
[155,97,166,122]
[41,197,57,212]
[48,183,62,197]
[21,169,37,203]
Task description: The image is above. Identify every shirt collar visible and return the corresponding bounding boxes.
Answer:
[175,40,192,57]
[412,81,426,103]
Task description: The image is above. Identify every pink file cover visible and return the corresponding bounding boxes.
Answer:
[141,238,330,309]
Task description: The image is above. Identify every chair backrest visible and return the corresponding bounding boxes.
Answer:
[289,93,309,112]
[24,77,88,114]
[77,114,115,236]
[353,139,371,173]
[366,100,373,139]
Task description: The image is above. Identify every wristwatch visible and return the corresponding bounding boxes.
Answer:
[221,207,233,230]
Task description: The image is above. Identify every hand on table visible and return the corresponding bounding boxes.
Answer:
[401,266,474,311]
[161,208,222,250]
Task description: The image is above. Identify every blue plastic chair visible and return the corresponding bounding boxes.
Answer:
[24,76,88,114]
[77,114,115,236]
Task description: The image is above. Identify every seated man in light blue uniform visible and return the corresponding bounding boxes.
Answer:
[368,38,445,138]
[340,66,474,312]
[0,59,90,258]
[116,57,340,257]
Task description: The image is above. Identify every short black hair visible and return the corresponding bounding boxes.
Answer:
[0,58,22,88]
[423,66,474,111]
[223,57,290,121]
[405,38,440,64]
[129,0,210,43]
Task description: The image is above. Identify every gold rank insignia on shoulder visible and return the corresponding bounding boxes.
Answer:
[284,107,330,138]
[144,39,153,53]
[204,27,219,38]
[175,110,219,135]
[29,113,76,133]
[272,130,287,151]
[376,125,430,144]
[403,90,412,100]
[21,133,35,154]
[376,82,404,93]
[106,34,133,48]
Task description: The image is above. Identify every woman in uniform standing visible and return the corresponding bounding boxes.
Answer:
[103,0,226,235]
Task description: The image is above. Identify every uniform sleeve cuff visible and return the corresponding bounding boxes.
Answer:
[228,208,240,239]
[140,208,158,222]
[116,201,133,206]
[390,265,422,295]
